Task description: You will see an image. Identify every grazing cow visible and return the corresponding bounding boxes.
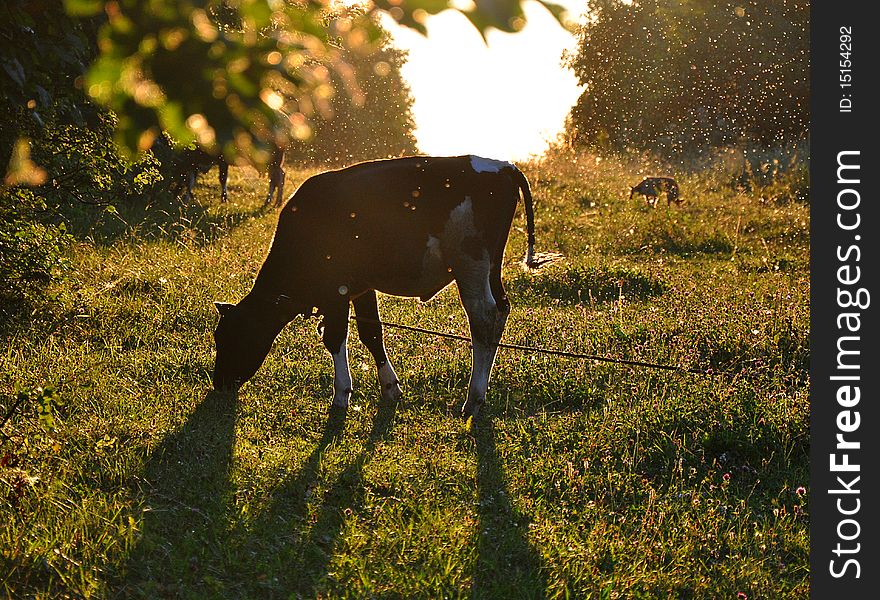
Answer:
[212,155,538,419]
[180,143,285,205]
[629,176,681,207]
[179,149,229,203]
[184,144,285,205]
[150,135,229,203]
[152,136,285,204]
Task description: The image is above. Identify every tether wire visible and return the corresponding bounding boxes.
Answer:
[350,316,712,376]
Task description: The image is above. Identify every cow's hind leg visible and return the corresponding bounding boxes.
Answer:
[353,291,403,403]
[218,158,229,203]
[322,302,352,408]
[265,164,285,207]
[456,257,508,420]
[183,170,197,203]
[273,168,286,207]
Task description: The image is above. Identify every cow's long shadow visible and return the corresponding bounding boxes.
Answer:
[117,388,540,596]
[472,418,547,598]
[119,390,238,597]
[240,396,398,596]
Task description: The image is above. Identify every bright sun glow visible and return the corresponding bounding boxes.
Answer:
[382,1,584,161]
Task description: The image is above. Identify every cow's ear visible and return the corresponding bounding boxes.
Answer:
[273,295,297,324]
[274,294,297,309]
[214,302,235,316]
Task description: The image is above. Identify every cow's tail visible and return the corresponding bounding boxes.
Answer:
[511,166,537,268]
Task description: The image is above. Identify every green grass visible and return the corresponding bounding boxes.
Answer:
[1,150,809,598]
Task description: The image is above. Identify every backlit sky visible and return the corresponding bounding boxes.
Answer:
[380,1,585,161]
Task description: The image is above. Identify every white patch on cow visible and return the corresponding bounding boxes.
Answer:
[470,155,511,174]
[331,341,352,407]
[442,196,487,266]
[447,196,475,232]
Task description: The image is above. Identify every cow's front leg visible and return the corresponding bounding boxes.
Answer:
[353,291,403,403]
[456,261,508,420]
[183,170,197,203]
[322,302,352,408]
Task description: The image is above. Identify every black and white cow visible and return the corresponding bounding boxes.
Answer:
[212,155,537,419]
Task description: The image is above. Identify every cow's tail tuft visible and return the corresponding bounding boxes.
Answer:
[511,166,537,268]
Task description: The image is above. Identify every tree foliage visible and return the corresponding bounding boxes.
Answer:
[286,11,418,165]
[0,0,97,169]
[564,0,809,153]
[60,0,566,161]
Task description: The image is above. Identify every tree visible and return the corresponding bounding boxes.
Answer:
[286,9,419,165]
[564,0,809,153]
[0,0,97,172]
[59,0,567,163]
[0,1,156,305]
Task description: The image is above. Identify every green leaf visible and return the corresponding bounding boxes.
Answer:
[35,387,58,431]
[239,0,274,31]
[64,0,104,17]
[536,1,570,24]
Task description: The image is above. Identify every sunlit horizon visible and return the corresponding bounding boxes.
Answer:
[381,1,585,162]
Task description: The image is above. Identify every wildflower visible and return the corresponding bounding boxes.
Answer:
[723,472,731,482]
[796,486,806,496]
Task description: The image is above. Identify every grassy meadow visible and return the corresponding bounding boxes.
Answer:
[1,149,810,598]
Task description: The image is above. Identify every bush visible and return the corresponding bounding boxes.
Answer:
[0,188,72,304]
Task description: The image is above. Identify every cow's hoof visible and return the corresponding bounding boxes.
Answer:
[331,388,352,408]
[382,382,403,403]
[460,399,483,421]
[327,402,348,419]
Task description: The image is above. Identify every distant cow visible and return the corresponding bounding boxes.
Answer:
[187,143,284,205]
[630,177,681,207]
[153,135,286,204]
[212,155,538,419]
[150,136,229,203]
[265,144,286,207]
[178,148,229,203]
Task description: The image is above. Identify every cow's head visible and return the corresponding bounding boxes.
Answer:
[211,297,294,391]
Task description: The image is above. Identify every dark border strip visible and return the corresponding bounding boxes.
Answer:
[810,3,878,596]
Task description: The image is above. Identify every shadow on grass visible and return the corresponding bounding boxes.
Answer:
[62,187,268,248]
[0,295,42,342]
[120,393,357,599]
[239,397,398,597]
[117,389,544,597]
[472,418,547,598]
[118,390,238,598]
[508,265,665,306]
